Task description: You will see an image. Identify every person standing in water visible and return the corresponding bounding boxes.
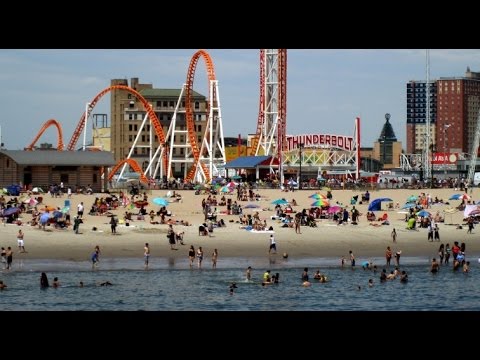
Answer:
[246,266,252,281]
[211,249,218,269]
[196,246,204,268]
[144,243,150,268]
[40,272,49,288]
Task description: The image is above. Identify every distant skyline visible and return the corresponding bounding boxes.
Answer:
[1,49,480,150]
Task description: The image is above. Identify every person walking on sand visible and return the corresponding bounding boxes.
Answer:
[17,229,26,253]
[268,234,277,254]
[110,216,117,234]
[144,243,150,268]
[211,248,218,269]
[391,228,397,243]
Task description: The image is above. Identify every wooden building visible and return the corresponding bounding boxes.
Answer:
[0,150,116,192]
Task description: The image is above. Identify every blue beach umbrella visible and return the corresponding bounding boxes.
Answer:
[153,197,169,207]
[449,194,462,200]
[1,207,20,217]
[401,202,417,209]
[271,199,289,205]
[416,210,431,217]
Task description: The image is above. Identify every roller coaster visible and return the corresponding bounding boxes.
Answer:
[26,49,231,184]
[25,49,361,185]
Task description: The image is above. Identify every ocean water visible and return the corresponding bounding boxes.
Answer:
[0,256,478,311]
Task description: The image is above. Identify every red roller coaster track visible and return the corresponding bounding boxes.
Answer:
[249,49,287,159]
[107,158,148,183]
[184,49,217,182]
[26,119,64,151]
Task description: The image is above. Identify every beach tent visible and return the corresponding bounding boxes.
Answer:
[368,198,393,212]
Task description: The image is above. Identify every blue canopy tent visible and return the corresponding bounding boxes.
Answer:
[368,198,393,211]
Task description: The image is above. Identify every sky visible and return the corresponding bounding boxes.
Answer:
[1,49,480,151]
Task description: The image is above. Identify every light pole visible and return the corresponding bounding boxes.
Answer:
[298,143,304,190]
[443,124,451,176]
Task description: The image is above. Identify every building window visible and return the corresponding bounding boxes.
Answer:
[129,114,134,120]
[169,101,174,108]
[194,101,200,110]
[134,125,138,131]
[182,101,185,108]
[129,124,133,131]
[180,135,184,143]
[93,173,97,183]
[156,101,161,107]
[198,125,202,132]
[163,101,168,107]
[180,148,184,155]
[6,159,9,168]
[142,135,146,142]
[128,94,132,99]
[173,148,176,155]
[129,101,134,109]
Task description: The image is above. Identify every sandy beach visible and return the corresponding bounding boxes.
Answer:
[1,186,479,263]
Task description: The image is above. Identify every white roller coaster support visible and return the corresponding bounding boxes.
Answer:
[117,112,150,183]
[256,49,279,157]
[194,79,226,181]
[467,110,480,185]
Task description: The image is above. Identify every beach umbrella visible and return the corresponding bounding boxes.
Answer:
[134,199,149,208]
[32,187,44,193]
[311,199,329,207]
[416,210,431,217]
[368,198,393,211]
[327,205,342,213]
[406,195,418,202]
[152,198,169,207]
[244,203,260,209]
[397,211,410,214]
[220,186,233,193]
[43,205,56,212]
[271,199,289,205]
[231,175,242,180]
[61,206,70,213]
[401,202,417,209]
[309,193,327,199]
[52,211,63,219]
[468,209,480,216]
[1,207,20,217]
[449,194,463,200]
